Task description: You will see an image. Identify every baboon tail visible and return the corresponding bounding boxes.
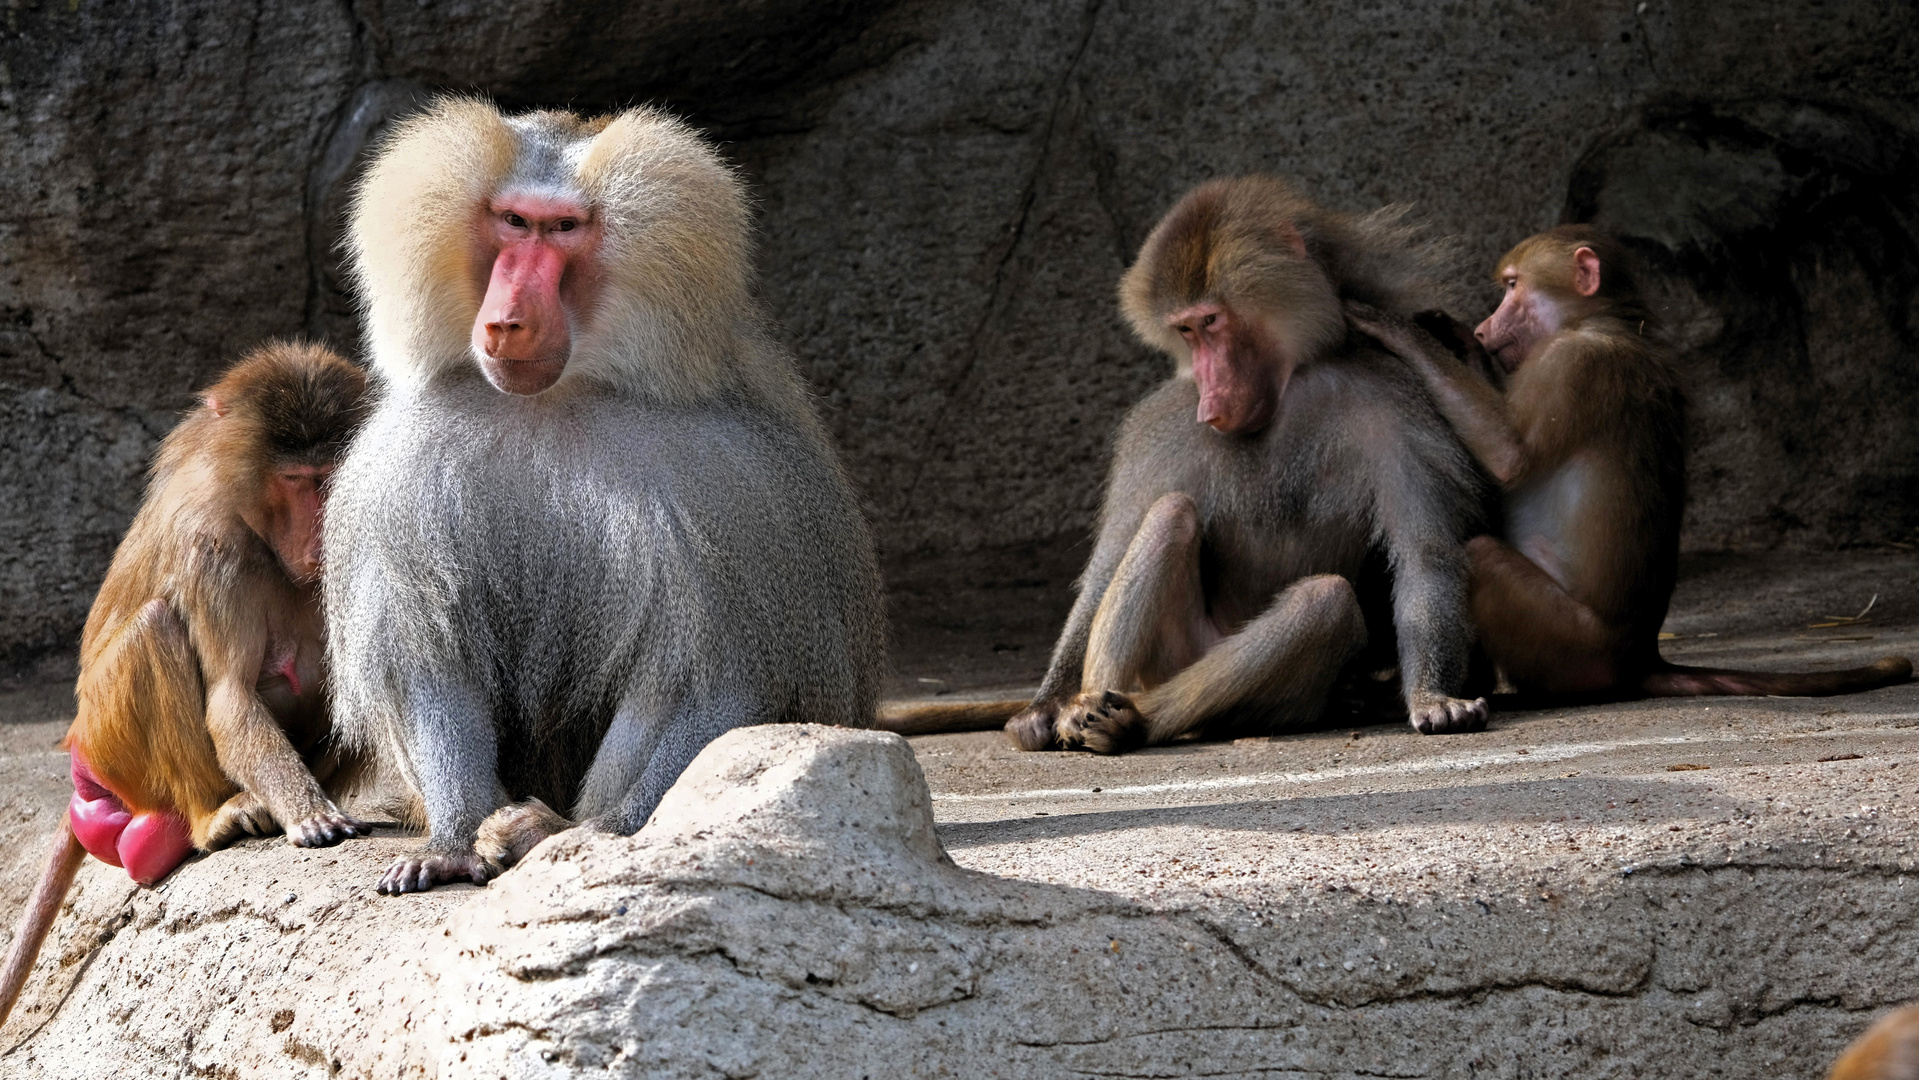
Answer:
[874,699,1029,736]
[0,818,86,1028]
[1640,656,1912,698]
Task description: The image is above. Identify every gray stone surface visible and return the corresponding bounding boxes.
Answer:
[7,543,1919,1078]
[4,0,1918,661]
[4,694,1919,1077]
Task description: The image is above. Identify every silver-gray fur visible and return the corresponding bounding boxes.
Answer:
[1012,177,1492,752]
[1034,349,1489,722]
[324,100,881,890]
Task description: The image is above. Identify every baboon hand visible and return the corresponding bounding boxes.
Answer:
[1006,700,1064,751]
[1343,300,1417,350]
[1056,690,1148,755]
[476,798,571,868]
[1409,692,1489,735]
[377,851,494,894]
[204,791,277,850]
[288,808,373,848]
[1343,298,1390,324]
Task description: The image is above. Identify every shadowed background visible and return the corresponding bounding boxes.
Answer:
[2,0,1915,675]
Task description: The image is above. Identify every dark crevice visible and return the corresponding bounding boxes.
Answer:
[0,897,138,1056]
[1018,1021,1290,1049]
[586,869,1104,929]
[300,78,432,351]
[896,0,1108,522]
[1065,1070,1321,1079]
[1078,82,1136,268]
[1630,8,1663,81]
[1187,913,1288,990]
[299,0,376,346]
[29,328,167,440]
[624,927,957,1023]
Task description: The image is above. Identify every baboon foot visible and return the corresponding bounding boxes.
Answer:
[377,851,494,894]
[476,797,571,869]
[203,791,277,850]
[206,792,372,850]
[1409,692,1489,735]
[287,808,373,848]
[1056,690,1148,754]
[1006,701,1063,751]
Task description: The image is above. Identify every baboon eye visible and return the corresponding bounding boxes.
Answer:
[1175,324,1193,335]
[556,219,576,232]
[1203,314,1217,327]
[504,212,528,228]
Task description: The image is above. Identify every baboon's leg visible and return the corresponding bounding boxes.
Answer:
[1466,534,1622,695]
[1136,574,1367,742]
[1059,572,1367,753]
[1080,492,1217,695]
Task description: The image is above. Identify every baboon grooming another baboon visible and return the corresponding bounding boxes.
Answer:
[326,100,883,893]
[1350,226,1911,698]
[993,177,1492,753]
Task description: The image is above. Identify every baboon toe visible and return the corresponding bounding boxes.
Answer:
[289,811,373,848]
[1410,694,1489,735]
[377,851,493,895]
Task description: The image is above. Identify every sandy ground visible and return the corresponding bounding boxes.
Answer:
[895,551,1919,907]
[3,549,1915,961]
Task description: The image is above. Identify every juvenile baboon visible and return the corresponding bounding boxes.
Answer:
[1350,226,1911,697]
[1,342,369,1026]
[326,99,883,893]
[913,177,1491,753]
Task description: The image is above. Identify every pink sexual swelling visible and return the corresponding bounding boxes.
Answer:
[117,811,193,885]
[67,750,193,885]
[68,752,129,867]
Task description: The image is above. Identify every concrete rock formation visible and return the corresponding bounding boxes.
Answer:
[6,715,1917,1076]
[4,1,1919,662]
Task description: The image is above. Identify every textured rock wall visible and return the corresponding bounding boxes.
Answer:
[3,0,1917,661]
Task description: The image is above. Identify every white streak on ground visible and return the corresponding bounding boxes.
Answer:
[929,716,1919,804]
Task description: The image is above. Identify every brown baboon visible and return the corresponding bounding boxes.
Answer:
[1,342,370,1027]
[1348,226,1911,697]
[325,99,883,893]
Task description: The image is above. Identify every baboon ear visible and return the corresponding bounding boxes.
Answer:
[204,395,230,418]
[1276,221,1308,257]
[1572,247,1602,298]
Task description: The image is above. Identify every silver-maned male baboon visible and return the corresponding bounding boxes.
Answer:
[325,99,883,893]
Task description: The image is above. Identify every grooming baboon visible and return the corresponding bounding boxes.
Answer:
[1349,226,1911,697]
[325,99,883,893]
[2,342,369,1027]
[933,177,1491,753]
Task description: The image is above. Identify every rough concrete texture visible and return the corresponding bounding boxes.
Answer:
[2,552,1916,1077]
[4,0,1919,661]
